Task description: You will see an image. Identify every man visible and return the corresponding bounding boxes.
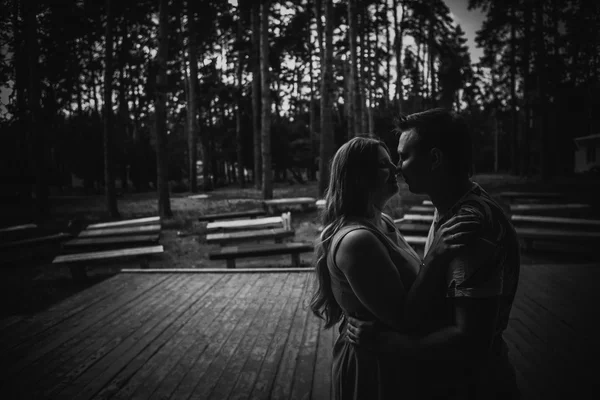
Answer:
[346,108,521,399]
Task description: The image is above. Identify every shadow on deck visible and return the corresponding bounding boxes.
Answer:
[0,264,597,399]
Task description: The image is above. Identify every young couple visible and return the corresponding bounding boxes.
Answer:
[310,108,521,399]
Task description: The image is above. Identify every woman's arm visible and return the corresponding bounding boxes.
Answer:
[335,229,407,331]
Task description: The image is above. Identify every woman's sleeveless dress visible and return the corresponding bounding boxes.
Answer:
[327,214,422,400]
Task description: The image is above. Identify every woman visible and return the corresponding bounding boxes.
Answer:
[309,136,478,399]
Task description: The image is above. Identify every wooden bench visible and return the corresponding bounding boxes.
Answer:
[0,232,72,250]
[263,197,317,214]
[498,191,564,203]
[85,216,160,230]
[511,214,600,230]
[198,209,267,222]
[62,234,161,252]
[406,205,435,215]
[515,227,600,252]
[0,223,37,235]
[77,224,162,238]
[209,242,314,269]
[509,203,590,214]
[398,214,434,224]
[206,227,295,247]
[396,222,431,235]
[206,212,290,233]
[52,245,164,280]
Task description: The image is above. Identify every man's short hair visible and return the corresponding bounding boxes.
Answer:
[394,108,473,177]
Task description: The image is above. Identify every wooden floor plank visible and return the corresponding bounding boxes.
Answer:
[162,274,266,400]
[504,335,537,400]
[289,296,321,400]
[0,273,155,348]
[29,275,191,399]
[198,274,293,400]
[311,319,336,400]
[183,274,281,399]
[207,273,297,400]
[270,275,313,400]
[507,317,559,397]
[227,274,305,400]
[57,274,224,400]
[248,272,310,399]
[87,274,226,400]
[143,273,256,400]
[120,274,248,400]
[0,273,173,370]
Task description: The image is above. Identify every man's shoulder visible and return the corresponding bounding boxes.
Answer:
[454,185,514,241]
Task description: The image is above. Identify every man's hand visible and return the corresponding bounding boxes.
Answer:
[346,316,414,355]
[346,317,377,348]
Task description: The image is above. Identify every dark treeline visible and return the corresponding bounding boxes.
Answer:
[0,0,598,218]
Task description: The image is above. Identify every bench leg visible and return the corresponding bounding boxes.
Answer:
[139,257,149,269]
[291,253,300,268]
[226,259,236,269]
[69,265,88,282]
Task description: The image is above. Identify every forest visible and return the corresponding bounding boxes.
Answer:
[0,0,599,218]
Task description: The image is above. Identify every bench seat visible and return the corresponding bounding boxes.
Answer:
[396,222,431,235]
[0,232,72,250]
[63,234,160,251]
[206,228,295,246]
[85,216,160,230]
[77,224,161,238]
[511,214,600,229]
[198,209,267,222]
[263,197,317,214]
[209,242,314,269]
[406,205,435,215]
[52,245,164,280]
[206,213,289,233]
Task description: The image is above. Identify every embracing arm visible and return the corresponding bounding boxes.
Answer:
[336,229,407,331]
[403,213,482,330]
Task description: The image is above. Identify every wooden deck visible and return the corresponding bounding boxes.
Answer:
[0,264,597,399]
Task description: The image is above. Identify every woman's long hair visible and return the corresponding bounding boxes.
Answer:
[309,136,392,329]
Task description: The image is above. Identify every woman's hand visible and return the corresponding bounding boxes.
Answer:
[427,213,481,263]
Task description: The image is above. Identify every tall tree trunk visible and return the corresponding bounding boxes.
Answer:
[187,0,198,192]
[308,6,317,181]
[103,0,119,217]
[367,7,374,134]
[260,1,272,199]
[318,0,334,197]
[393,0,404,113]
[359,7,368,133]
[348,0,360,136]
[384,0,391,109]
[14,0,30,200]
[428,19,436,106]
[509,4,519,175]
[118,16,130,190]
[236,5,245,187]
[536,0,550,180]
[251,2,262,189]
[155,0,172,217]
[521,2,532,176]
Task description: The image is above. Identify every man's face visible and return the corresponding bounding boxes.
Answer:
[396,129,431,194]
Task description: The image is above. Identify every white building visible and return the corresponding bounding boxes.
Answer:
[573,134,600,173]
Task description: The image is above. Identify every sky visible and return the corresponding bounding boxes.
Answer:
[0,0,486,117]
[443,0,486,64]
